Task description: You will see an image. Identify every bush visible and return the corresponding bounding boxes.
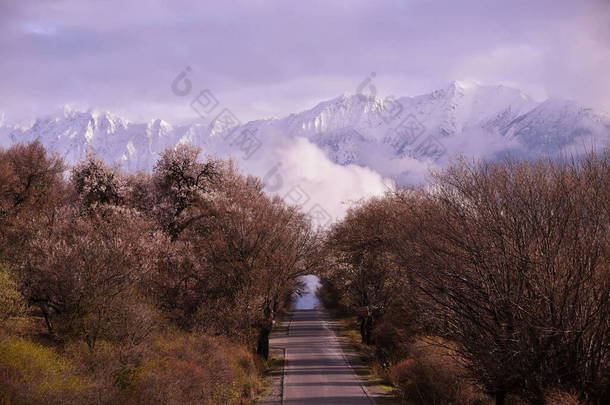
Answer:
[0,265,25,326]
[389,337,490,405]
[125,332,261,405]
[62,340,139,404]
[543,390,584,405]
[0,336,94,405]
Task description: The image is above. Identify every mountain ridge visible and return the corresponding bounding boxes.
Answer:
[2,82,609,183]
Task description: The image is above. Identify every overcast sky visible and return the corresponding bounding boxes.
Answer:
[1,0,609,124]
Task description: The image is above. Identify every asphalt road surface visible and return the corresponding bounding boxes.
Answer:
[277,308,374,405]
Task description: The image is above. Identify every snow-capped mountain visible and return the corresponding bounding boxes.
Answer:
[2,82,609,183]
[270,81,608,166]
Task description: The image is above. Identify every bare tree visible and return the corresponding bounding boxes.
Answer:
[0,141,65,267]
[20,207,159,350]
[185,167,318,358]
[388,155,610,404]
[152,145,219,240]
[323,196,410,345]
[0,141,64,221]
[71,154,124,210]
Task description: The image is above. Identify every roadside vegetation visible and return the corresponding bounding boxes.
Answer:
[0,141,318,405]
[2,140,608,405]
[320,151,610,405]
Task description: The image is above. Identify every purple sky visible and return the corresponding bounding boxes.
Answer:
[1,0,609,124]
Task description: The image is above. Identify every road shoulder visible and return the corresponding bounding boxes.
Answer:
[324,312,401,405]
[256,312,290,405]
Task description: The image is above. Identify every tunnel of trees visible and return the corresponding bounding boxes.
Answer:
[0,141,608,405]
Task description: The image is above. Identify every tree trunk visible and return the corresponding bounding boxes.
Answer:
[257,305,273,360]
[359,315,373,345]
[257,324,272,360]
[359,316,367,344]
[39,303,54,335]
[495,391,507,405]
[364,315,373,345]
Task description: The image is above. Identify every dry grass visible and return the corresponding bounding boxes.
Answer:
[388,337,491,405]
[0,331,263,405]
[543,390,585,405]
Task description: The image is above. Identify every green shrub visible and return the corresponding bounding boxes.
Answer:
[0,336,93,405]
[0,266,25,326]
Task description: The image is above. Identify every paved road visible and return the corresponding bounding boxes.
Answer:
[275,309,374,405]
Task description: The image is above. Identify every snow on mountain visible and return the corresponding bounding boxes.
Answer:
[4,109,212,172]
[500,99,610,155]
[2,82,609,184]
[0,113,12,148]
[246,81,608,181]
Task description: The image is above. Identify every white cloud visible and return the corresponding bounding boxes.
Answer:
[221,129,390,225]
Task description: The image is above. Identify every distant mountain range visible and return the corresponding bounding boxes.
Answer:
[2,81,609,184]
